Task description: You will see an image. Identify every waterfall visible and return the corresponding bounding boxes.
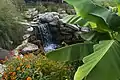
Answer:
[37,23,58,52]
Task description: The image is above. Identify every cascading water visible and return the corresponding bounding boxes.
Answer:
[28,12,81,52]
[37,23,58,52]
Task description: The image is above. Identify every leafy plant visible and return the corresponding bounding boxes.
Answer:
[2,54,72,80]
[46,0,120,80]
[11,0,26,12]
[62,15,87,26]
[0,0,25,50]
[47,43,93,62]
[26,2,75,14]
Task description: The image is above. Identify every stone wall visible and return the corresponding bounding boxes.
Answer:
[19,8,92,53]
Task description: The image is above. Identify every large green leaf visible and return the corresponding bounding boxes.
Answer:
[64,0,120,32]
[62,15,75,23]
[62,15,87,26]
[46,43,93,62]
[114,32,120,42]
[115,0,120,15]
[79,31,95,41]
[74,40,120,80]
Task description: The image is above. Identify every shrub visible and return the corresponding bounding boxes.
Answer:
[11,0,26,12]
[2,54,72,80]
[26,2,75,14]
[0,0,25,50]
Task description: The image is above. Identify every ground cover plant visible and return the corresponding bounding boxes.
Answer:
[2,54,72,80]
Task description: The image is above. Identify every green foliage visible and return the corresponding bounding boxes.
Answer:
[65,0,120,32]
[26,2,75,14]
[47,0,120,80]
[0,0,25,49]
[74,40,120,80]
[62,15,87,26]
[93,0,117,7]
[47,43,93,62]
[3,54,72,80]
[35,55,72,80]
[11,0,26,12]
[116,0,120,15]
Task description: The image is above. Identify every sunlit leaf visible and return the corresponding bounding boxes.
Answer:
[74,40,120,80]
[64,0,120,32]
[47,43,93,62]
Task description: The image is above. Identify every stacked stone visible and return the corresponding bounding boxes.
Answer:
[25,8,83,45]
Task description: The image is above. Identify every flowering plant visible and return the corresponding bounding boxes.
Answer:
[2,54,72,80]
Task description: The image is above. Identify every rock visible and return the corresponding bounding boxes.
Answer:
[31,24,38,27]
[22,9,86,52]
[30,21,38,24]
[16,39,28,50]
[15,39,40,55]
[33,18,38,22]
[0,64,6,74]
[27,27,34,32]
[61,10,66,14]
[60,26,74,33]
[61,34,73,40]
[60,32,72,35]
[54,15,60,19]
[49,20,58,26]
[59,14,68,19]
[0,48,9,60]
[50,27,59,32]
[39,14,54,22]
[38,12,60,23]
[66,24,80,31]
[58,8,66,14]
[22,43,38,52]
[81,27,91,33]
[23,34,31,40]
[32,10,38,16]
